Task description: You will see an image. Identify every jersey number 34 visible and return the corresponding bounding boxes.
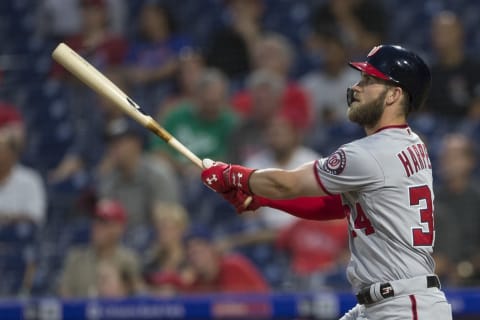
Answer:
[348,185,434,247]
[409,185,434,247]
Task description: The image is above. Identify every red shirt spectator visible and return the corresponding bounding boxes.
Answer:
[277,219,349,276]
[51,34,127,77]
[232,82,312,130]
[51,0,127,78]
[186,254,269,293]
[183,229,269,294]
[231,33,313,130]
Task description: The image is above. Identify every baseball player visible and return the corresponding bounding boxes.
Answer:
[201,45,452,319]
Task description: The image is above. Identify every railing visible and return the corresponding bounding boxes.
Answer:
[1,288,479,319]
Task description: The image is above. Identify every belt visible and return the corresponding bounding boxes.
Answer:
[356,275,441,305]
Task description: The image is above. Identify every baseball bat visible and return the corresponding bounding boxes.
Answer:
[51,42,203,168]
[51,43,252,207]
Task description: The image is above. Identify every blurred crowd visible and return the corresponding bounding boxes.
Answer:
[1,0,480,299]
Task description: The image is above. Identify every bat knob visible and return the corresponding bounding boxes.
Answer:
[243,196,253,208]
[202,158,215,169]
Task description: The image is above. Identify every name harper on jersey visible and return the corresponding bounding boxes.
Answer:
[396,143,432,177]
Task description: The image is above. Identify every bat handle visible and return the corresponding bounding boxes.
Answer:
[168,138,203,168]
[146,118,203,169]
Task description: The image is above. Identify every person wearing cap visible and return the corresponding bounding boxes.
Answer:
[0,103,46,295]
[59,199,142,298]
[181,227,269,294]
[0,103,46,226]
[98,118,180,229]
[201,45,452,319]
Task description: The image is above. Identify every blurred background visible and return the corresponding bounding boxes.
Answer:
[1,0,480,319]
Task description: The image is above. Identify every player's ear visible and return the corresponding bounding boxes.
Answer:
[386,86,402,105]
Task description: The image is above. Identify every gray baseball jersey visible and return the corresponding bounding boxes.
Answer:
[314,125,435,292]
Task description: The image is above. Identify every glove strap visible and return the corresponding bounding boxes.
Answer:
[228,165,256,195]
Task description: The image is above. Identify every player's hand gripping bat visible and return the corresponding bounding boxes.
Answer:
[51,43,252,207]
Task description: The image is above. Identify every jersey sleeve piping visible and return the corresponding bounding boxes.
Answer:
[313,160,334,195]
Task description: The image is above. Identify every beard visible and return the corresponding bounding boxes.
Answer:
[347,89,388,128]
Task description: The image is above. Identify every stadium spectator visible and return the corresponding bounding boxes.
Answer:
[50,0,128,79]
[143,203,190,296]
[300,33,358,123]
[47,0,128,187]
[0,103,45,295]
[460,93,480,165]
[95,260,137,298]
[310,0,388,58]
[277,219,350,290]
[150,68,238,172]
[300,33,365,155]
[0,103,46,226]
[205,0,264,82]
[49,69,127,183]
[426,11,480,120]
[123,1,191,114]
[59,199,142,298]
[156,49,205,118]
[434,133,480,286]
[219,112,320,288]
[98,118,179,229]
[232,34,312,129]
[36,0,82,39]
[182,227,269,294]
[228,69,287,163]
[244,111,318,224]
[37,0,127,39]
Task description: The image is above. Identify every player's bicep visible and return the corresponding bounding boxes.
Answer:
[316,145,384,194]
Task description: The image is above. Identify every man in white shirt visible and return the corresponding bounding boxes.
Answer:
[0,103,46,225]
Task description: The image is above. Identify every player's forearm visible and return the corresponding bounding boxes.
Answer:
[249,169,304,199]
[249,162,325,199]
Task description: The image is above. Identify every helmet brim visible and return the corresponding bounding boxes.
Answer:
[348,62,391,81]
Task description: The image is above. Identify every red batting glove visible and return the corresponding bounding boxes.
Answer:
[201,159,256,195]
[221,190,266,214]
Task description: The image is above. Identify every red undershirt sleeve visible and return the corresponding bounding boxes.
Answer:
[256,195,345,221]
